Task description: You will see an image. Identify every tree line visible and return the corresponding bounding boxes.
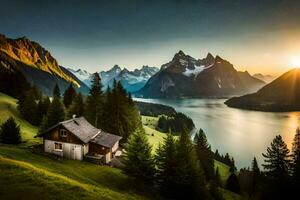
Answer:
[156,113,195,134]
[16,73,142,143]
[234,129,300,199]
[214,149,236,172]
[123,127,225,200]
[135,101,177,116]
[0,57,34,99]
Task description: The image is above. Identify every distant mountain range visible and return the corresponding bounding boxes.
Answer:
[135,51,265,98]
[225,68,300,111]
[68,65,159,93]
[67,68,92,87]
[253,73,275,83]
[0,34,268,98]
[0,34,89,95]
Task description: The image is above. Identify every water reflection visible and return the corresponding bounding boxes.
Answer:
[135,98,300,168]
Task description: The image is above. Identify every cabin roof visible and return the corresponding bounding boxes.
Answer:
[60,117,100,143]
[90,131,122,148]
[37,117,122,145]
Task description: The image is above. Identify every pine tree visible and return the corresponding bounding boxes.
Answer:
[85,73,103,128]
[63,84,77,108]
[250,157,260,196]
[40,96,65,132]
[251,157,260,174]
[229,158,237,173]
[35,96,50,126]
[155,132,178,197]
[53,84,61,98]
[226,173,240,194]
[67,93,84,118]
[209,179,225,200]
[215,149,221,161]
[123,128,156,183]
[0,117,21,144]
[215,167,221,186]
[17,92,38,125]
[194,129,215,181]
[39,115,49,134]
[292,128,300,184]
[175,127,209,199]
[102,80,142,142]
[262,135,291,179]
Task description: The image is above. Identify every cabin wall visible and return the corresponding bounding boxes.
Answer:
[88,142,112,163]
[83,143,89,155]
[105,152,111,163]
[111,141,119,153]
[88,142,110,155]
[44,139,84,160]
[44,126,82,144]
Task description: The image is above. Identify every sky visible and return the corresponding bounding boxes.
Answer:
[1,0,300,75]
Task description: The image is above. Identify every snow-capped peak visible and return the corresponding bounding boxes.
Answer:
[67,67,93,86]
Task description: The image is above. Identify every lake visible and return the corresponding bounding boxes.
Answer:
[135,98,300,168]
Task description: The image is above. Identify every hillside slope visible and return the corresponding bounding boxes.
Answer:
[0,34,89,95]
[0,147,150,200]
[142,116,241,200]
[0,92,39,145]
[0,93,153,200]
[225,68,300,111]
[0,93,239,200]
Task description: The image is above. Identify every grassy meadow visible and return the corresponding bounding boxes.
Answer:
[0,93,40,146]
[0,93,151,200]
[0,93,240,200]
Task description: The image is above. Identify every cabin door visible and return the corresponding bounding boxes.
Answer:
[72,145,82,160]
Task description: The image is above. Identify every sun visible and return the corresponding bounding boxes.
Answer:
[290,56,300,68]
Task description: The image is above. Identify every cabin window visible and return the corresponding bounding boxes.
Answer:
[54,142,62,150]
[60,129,67,137]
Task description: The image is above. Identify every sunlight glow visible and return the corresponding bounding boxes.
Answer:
[290,56,300,68]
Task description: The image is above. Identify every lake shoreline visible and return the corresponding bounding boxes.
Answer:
[135,97,300,169]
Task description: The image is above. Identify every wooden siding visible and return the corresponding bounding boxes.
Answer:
[44,139,83,160]
[44,125,82,144]
[89,142,110,155]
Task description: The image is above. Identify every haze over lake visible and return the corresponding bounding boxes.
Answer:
[135,98,300,168]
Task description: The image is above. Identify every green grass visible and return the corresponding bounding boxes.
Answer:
[144,125,168,152]
[142,115,242,200]
[141,116,230,181]
[0,92,40,145]
[0,146,150,200]
[0,93,240,200]
[142,116,166,152]
[0,93,151,200]
[215,160,230,182]
[141,116,158,130]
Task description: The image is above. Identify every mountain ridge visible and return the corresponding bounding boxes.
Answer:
[225,68,300,111]
[253,73,275,83]
[0,34,89,95]
[135,51,265,98]
[68,65,159,92]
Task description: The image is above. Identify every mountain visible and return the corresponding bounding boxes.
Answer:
[100,65,159,92]
[253,73,275,83]
[0,34,89,95]
[225,68,300,111]
[135,51,265,98]
[67,68,92,86]
[69,65,159,92]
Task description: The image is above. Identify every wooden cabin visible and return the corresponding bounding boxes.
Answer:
[37,117,122,164]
